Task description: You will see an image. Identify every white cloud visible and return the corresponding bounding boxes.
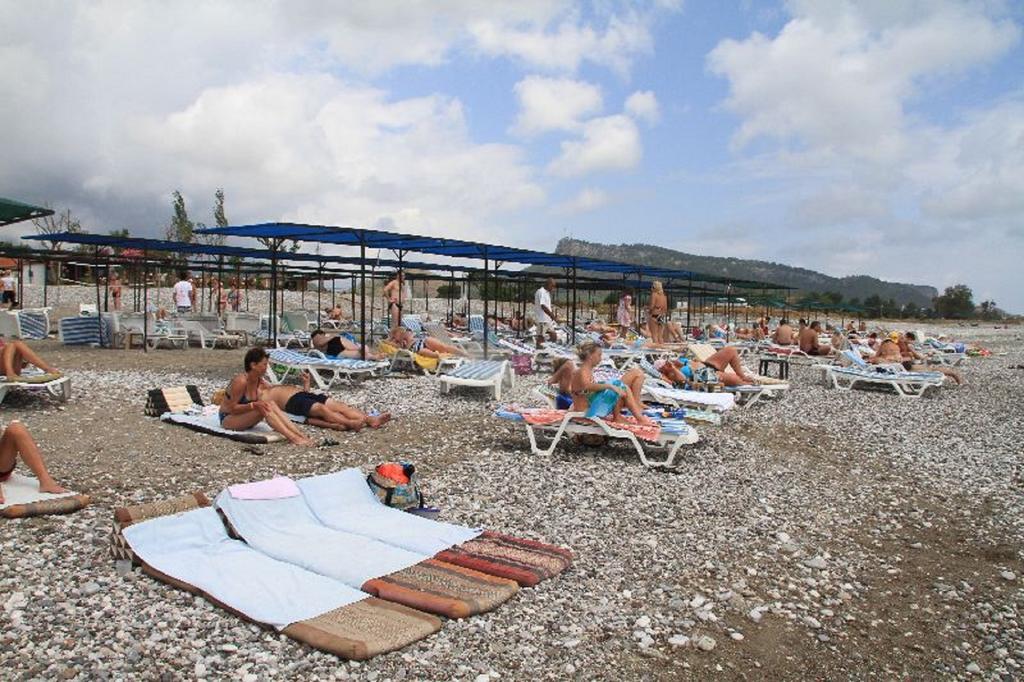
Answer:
[511,76,603,135]
[704,0,1024,309]
[555,187,609,214]
[707,0,1019,159]
[547,115,642,177]
[625,90,660,124]
[469,7,658,75]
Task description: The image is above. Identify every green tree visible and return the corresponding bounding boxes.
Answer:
[933,284,975,319]
[864,294,883,318]
[978,300,1001,320]
[197,188,229,247]
[437,283,462,299]
[165,191,194,244]
[31,205,83,251]
[821,291,843,305]
[903,301,921,319]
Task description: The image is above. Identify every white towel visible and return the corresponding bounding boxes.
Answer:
[0,473,79,510]
[214,491,426,587]
[298,469,482,556]
[122,507,365,629]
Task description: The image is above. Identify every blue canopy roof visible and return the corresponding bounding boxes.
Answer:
[195,222,788,289]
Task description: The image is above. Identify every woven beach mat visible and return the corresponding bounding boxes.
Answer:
[362,559,518,619]
[435,531,573,588]
[112,494,441,659]
[145,385,204,417]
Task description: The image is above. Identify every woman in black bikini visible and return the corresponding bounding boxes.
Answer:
[219,348,315,446]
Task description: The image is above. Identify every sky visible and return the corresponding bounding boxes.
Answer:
[1,0,1022,310]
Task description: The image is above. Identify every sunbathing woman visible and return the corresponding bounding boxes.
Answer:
[570,342,654,425]
[0,420,67,504]
[387,326,467,358]
[900,332,965,385]
[1,339,60,380]
[687,346,759,387]
[310,329,381,360]
[219,348,316,446]
[260,371,390,431]
[549,357,576,409]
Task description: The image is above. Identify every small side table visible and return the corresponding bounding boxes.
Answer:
[758,356,790,380]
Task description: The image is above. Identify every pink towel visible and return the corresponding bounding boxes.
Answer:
[227,476,300,500]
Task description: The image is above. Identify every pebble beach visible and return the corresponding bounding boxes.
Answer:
[2,323,1023,680]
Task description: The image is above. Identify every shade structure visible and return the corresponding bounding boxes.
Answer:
[0,197,53,227]
[194,222,788,290]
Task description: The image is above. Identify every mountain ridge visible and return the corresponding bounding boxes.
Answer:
[555,238,938,307]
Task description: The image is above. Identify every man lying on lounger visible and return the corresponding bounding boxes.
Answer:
[388,326,467,358]
[0,339,61,381]
[0,420,67,504]
[218,348,316,447]
[310,329,382,360]
[259,371,391,431]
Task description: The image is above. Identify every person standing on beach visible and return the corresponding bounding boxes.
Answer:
[172,271,195,313]
[1,270,17,310]
[109,271,123,311]
[382,272,404,329]
[648,281,668,345]
[534,277,558,348]
[616,292,633,335]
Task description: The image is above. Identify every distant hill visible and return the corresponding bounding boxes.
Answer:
[555,238,938,307]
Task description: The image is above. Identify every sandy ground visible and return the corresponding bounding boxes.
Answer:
[2,324,1023,680]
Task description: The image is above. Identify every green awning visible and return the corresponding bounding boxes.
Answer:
[0,197,53,227]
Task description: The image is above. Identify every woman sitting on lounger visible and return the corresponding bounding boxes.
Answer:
[310,329,381,360]
[387,326,467,358]
[570,342,654,425]
[0,339,60,380]
[259,371,391,431]
[0,420,67,504]
[219,348,316,446]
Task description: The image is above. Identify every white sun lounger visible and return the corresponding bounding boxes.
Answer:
[438,360,514,400]
[816,350,945,398]
[266,348,388,388]
[495,407,699,469]
[0,368,71,405]
[178,320,242,350]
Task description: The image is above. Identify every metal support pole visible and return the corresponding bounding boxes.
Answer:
[359,241,367,360]
[93,248,104,347]
[316,262,323,328]
[142,251,149,353]
[270,254,278,347]
[482,255,489,359]
[570,264,578,345]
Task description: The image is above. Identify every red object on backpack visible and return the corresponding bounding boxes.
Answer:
[376,462,409,484]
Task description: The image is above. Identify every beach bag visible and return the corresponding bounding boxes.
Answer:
[510,353,533,375]
[694,367,718,384]
[366,462,424,510]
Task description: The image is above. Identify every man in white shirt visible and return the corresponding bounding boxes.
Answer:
[534,277,559,348]
[1,270,16,309]
[172,270,195,313]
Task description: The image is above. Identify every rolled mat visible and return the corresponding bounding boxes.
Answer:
[363,559,518,619]
[1,473,90,519]
[114,495,441,659]
[435,531,574,588]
